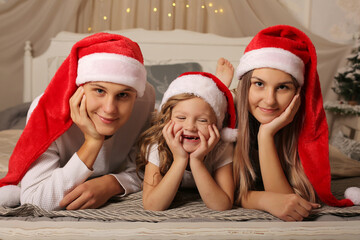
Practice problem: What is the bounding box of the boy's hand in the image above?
[60,175,123,210]
[69,87,103,141]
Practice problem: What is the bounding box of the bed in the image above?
[1,29,360,239]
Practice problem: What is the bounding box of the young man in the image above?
[0,32,155,210]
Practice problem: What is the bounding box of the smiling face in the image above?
[83,81,137,136]
[248,68,298,124]
[171,97,217,153]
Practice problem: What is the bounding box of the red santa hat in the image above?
[159,72,237,142]
[0,32,146,207]
[236,25,356,207]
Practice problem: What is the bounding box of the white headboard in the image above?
[24,29,252,102]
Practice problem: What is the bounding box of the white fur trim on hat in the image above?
[345,187,360,205]
[76,53,147,97]
[236,47,305,85]
[221,127,238,142]
[0,185,20,207]
[160,74,227,130]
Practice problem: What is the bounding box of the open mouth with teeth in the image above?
[182,135,200,141]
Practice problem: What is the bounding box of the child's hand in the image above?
[69,87,103,142]
[259,91,301,137]
[190,124,220,162]
[265,192,320,221]
[162,120,188,160]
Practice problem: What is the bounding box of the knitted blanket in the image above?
[1,177,360,222]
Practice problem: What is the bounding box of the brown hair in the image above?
[233,70,317,205]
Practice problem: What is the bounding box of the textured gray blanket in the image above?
[1,177,360,222]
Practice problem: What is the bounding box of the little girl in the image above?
[220,25,356,221]
[137,72,237,211]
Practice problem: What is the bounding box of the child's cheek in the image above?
[199,125,210,140]
[172,123,182,135]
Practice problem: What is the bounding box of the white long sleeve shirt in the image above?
[20,82,155,210]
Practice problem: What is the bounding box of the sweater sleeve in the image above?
[20,142,93,211]
[109,145,142,196]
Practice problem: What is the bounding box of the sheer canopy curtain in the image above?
[0,0,352,111]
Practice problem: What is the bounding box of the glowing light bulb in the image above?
[219,8,224,13]
[153,7,157,12]
[201,5,205,9]
[126,8,131,13]
[172,2,176,7]
[186,4,189,8]
[103,16,107,20]
[208,3,213,7]
[88,27,92,32]
[168,13,172,17]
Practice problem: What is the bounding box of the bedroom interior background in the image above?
[0,0,356,112]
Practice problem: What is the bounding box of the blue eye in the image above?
[96,89,104,94]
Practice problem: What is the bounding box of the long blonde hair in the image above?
[136,93,197,177]
[233,70,317,205]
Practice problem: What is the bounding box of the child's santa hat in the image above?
[236,25,356,207]
[159,72,237,142]
[0,32,146,207]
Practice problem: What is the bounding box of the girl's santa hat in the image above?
[159,72,237,142]
[0,32,146,207]
[236,25,357,207]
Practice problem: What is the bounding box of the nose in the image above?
[184,119,197,132]
[103,96,117,114]
[264,88,276,106]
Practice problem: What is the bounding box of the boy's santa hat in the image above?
[236,25,357,207]
[0,32,146,207]
[159,72,237,142]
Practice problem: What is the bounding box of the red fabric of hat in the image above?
[0,32,145,190]
[236,25,353,207]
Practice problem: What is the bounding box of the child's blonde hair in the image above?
[233,70,317,205]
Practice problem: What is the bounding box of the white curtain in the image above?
[0,0,352,111]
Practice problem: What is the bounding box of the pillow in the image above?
[0,102,31,130]
[145,62,202,106]
[330,131,360,161]
[0,129,23,173]
[329,144,360,179]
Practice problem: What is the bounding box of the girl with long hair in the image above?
[219,25,354,221]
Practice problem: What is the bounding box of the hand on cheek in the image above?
[162,121,188,160]
[69,87,103,142]
[260,92,301,137]
[190,124,220,161]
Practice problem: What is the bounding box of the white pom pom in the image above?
[221,127,238,142]
[344,187,360,205]
[0,185,21,207]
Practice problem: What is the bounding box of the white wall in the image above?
[280,0,360,44]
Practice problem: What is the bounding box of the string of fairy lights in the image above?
[87,1,224,32]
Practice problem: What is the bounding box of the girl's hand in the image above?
[190,124,220,162]
[259,91,301,137]
[265,192,320,222]
[69,87,104,142]
[162,120,188,160]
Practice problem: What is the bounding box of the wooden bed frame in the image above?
[0,28,357,240]
[23,29,251,103]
